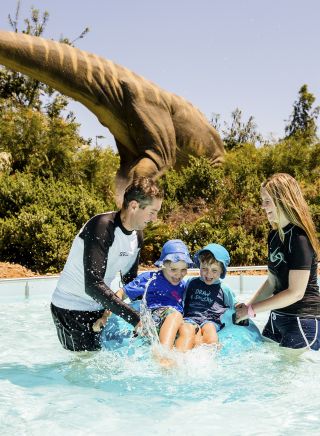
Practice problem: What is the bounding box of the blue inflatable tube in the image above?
[100,302,262,355]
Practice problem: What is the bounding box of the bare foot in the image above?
[159,357,176,369]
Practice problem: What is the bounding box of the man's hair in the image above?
[198,251,222,268]
[122,177,163,209]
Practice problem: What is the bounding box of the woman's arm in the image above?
[236,270,310,321]
[247,272,276,305]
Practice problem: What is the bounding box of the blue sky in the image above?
[1,0,319,149]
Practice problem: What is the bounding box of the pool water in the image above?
[1,294,320,435]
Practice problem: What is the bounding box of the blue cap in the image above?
[155,239,193,267]
[194,243,230,279]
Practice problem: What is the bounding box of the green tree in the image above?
[0,98,84,179]
[285,84,319,142]
[75,145,119,204]
[0,172,107,272]
[211,108,263,150]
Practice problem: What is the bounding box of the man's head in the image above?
[194,243,230,285]
[121,177,163,231]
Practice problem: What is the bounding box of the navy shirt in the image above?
[183,277,228,325]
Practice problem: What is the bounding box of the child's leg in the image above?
[158,311,183,349]
[194,329,203,347]
[201,322,219,345]
[175,322,197,352]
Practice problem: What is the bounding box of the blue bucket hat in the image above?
[155,239,193,267]
[193,243,230,279]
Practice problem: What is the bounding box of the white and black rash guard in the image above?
[51,211,143,326]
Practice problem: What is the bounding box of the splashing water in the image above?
[1,297,320,435]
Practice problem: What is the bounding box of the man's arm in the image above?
[81,214,140,327]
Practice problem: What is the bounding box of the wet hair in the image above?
[122,177,163,209]
[261,173,319,254]
[198,251,222,269]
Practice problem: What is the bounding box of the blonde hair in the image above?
[261,173,319,255]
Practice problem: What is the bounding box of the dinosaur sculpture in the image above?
[0,30,224,203]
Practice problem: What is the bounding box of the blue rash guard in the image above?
[124,270,186,312]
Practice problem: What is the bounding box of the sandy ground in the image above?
[1,261,318,279]
[0,262,39,278]
[0,261,268,279]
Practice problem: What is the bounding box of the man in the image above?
[51,177,163,351]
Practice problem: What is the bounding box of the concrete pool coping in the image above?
[1,266,319,299]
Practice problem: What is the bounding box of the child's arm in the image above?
[115,288,127,301]
[123,271,152,300]
[92,309,111,332]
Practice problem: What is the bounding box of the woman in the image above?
[236,173,320,350]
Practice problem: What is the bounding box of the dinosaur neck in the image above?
[0,30,130,145]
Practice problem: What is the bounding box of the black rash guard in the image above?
[52,211,143,326]
[268,223,320,316]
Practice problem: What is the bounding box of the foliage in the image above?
[211,108,263,150]
[0,173,107,272]
[160,156,225,216]
[143,136,320,268]
[285,84,320,142]
[0,98,119,206]
[0,99,81,177]
[0,6,319,271]
[3,134,320,271]
[74,145,119,204]
[141,222,176,265]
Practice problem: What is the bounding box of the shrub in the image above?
[0,174,107,272]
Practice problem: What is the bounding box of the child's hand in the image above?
[92,310,111,332]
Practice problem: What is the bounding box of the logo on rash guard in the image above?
[119,252,129,256]
[270,248,286,266]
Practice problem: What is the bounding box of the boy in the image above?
[175,243,236,351]
[93,239,193,353]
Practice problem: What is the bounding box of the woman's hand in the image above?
[235,304,249,323]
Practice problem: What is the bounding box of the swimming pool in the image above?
[1,278,320,435]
